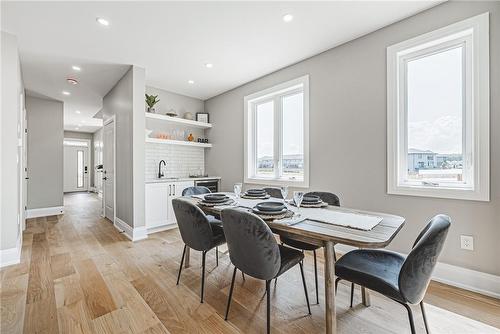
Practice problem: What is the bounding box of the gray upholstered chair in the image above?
[335,214,451,334]
[182,186,221,223]
[172,198,226,303]
[221,208,311,333]
[279,191,341,304]
[182,186,211,196]
[263,187,282,199]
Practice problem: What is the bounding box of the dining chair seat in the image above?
[335,249,405,302]
[276,245,305,277]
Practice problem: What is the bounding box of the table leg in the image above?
[184,246,191,268]
[361,287,371,306]
[324,241,336,334]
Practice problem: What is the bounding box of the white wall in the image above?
[145,86,204,117]
[205,1,500,277]
[0,31,24,263]
[26,95,64,210]
[102,66,145,228]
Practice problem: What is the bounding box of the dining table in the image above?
[183,194,405,334]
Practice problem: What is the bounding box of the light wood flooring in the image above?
[1,192,499,334]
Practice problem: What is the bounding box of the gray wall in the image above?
[26,95,64,210]
[205,1,500,276]
[146,86,204,117]
[64,130,94,187]
[1,31,24,251]
[102,66,145,228]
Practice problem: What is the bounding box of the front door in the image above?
[63,140,89,192]
[103,120,115,221]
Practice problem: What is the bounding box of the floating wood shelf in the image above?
[145,113,212,129]
[145,137,212,148]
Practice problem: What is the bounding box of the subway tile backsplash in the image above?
[145,143,204,181]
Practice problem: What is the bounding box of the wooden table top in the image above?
[188,196,405,249]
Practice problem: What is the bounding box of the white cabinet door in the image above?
[167,181,194,224]
[145,183,169,228]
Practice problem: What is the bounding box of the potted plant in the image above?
[145,94,160,113]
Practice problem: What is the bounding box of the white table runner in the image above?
[192,193,382,231]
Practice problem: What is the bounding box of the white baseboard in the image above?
[0,236,22,268]
[146,223,177,235]
[26,206,64,218]
[114,217,148,242]
[334,244,500,299]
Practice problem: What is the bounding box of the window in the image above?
[387,13,489,201]
[77,150,84,188]
[244,75,309,187]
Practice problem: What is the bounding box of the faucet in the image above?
[158,160,166,178]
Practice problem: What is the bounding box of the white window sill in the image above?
[388,184,489,201]
[245,177,309,188]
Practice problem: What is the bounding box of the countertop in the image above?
[145,176,221,184]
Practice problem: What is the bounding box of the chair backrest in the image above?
[399,214,451,304]
[221,208,281,280]
[305,191,340,206]
[182,186,211,196]
[171,198,214,251]
[263,187,283,199]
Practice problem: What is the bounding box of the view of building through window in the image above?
[256,92,304,179]
[406,45,464,184]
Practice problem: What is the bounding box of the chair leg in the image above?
[403,304,417,334]
[266,280,271,334]
[176,245,186,285]
[299,262,312,315]
[350,282,354,307]
[224,267,237,320]
[335,277,341,293]
[215,246,219,267]
[313,249,319,304]
[201,251,206,303]
[420,301,430,334]
[333,245,337,262]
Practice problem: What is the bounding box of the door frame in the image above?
[103,116,116,223]
[63,137,91,192]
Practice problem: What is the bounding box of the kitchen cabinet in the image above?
[145,180,194,232]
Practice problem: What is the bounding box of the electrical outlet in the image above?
[460,235,474,251]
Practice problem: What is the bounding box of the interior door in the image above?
[63,142,89,192]
[103,120,115,221]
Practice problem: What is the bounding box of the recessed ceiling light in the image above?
[72,65,81,71]
[62,91,70,95]
[282,14,294,23]
[75,110,81,114]
[67,78,78,85]
[96,17,110,26]
[205,63,213,68]
[188,80,194,84]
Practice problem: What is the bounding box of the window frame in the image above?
[244,75,310,187]
[387,13,489,201]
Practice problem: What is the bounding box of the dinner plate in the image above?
[247,189,266,195]
[252,207,288,215]
[302,195,321,203]
[255,201,285,212]
[203,194,229,202]
[244,192,266,197]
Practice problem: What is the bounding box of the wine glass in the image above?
[234,183,242,205]
[293,191,304,216]
[280,185,288,204]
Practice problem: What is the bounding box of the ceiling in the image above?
[2,1,441,133]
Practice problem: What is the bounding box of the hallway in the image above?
[1,192,499,334]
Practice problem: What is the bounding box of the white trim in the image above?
[26,206,64,218]
[146,223,177,235]
[335,244,500,299]
[244,75,310,188]
[0,235,22,268]
[387,13,490,201]
[114,217,148,242]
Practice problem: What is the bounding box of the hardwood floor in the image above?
[1,192,499,334]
